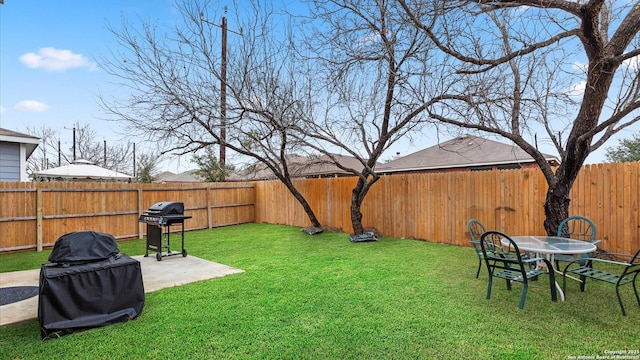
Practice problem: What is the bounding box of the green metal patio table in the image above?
[505,236,597,301]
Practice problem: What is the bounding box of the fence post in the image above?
[36,188,43,252]
[138,187,144,239]
[207,186,212,229]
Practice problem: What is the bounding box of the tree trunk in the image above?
[350,175,379,235]
[350,187,365,235]
[282,179,322,228]
[542,182,570,235]
[543,136,590,235]
[541,41,616,234]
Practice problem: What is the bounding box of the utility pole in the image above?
[73,127,76,161]
[133,143,136,177]
[64,126,77,161]
[200,7,241,179]
[220,12,227,170]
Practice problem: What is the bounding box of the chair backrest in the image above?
[557,216,596,241]
[467,219,486,242]
[479,231,526,269]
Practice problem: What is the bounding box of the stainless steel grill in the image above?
[138,202,191,261]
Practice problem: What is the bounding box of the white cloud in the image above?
[19,47,97,72]
[566,80,586,98]
[0,105,5,113]
[15,100,50,112]
[359,32,381,46]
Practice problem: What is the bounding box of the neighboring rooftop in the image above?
[377,134,559,174]
[153,136,557,182]
[0,127,40,159]
[156,170,204,183]
[229,153,370,181]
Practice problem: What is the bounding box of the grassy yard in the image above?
[0,223,638,359]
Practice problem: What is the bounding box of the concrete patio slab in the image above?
[0,255,244,327]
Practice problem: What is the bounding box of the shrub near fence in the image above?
[255,162,640,254]
[0,181,255,252]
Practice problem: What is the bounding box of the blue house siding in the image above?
[0,142,21,181]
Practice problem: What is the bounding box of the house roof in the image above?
[32,159,133,182]
[154,171,176,182]
[230,153,369,181]
[377,135,559,173]
[0,127,40,159]
[157,170,204,183]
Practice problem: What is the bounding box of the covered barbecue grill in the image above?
[138,201,192,261]
[38,231,145,339]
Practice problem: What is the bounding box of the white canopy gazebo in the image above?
[32,159,133,182]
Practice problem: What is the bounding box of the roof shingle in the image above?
[377,135,558,173]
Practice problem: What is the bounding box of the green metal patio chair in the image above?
[562,248,640,316]
[468,219,487,278]
[555,216,600,268]
[480,231,558,309]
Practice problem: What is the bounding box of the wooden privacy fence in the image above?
[255,162,640,255]
[0,181,255,252]
[1,162,638,254]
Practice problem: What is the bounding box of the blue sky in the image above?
[0,0,192,171]
[0,1,637,172]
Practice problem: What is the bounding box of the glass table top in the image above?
[508,236,597,254]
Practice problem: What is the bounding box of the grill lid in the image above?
[48,231,119,265]
[147,202,184,215]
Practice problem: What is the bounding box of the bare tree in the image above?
[399,0,640,234]
[98,0,323,227]
[296,0,440,235]
[25,122,136,176]
[72,123,134,174]
[25,125,59,174]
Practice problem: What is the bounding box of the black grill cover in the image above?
[147,201,184,215]
[48,231,119,265]
[38,254,145,339]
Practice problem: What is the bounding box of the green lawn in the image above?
[1,223,638,359]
